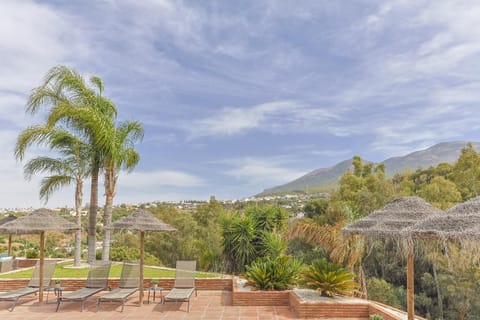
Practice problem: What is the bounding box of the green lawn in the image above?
[0,261,218,279]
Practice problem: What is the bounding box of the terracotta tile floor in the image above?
[0,290,298,319]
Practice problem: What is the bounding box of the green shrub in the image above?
[96,246,162,266]
[144,253,162,266]
[26,248,39,259]
[50,249,68,259]
[261,232,288,259]
[300,258,357,297]
[244,256,302,291]
[370,315,384,320]
[366,277,402,309]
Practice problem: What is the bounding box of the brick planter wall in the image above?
[369,302,427,320]
[16,259,44,268]
[233,290,290,306]
[369,304,400,320]
[231,277,290,306]
[290,292,370,319]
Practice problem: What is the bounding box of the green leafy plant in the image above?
[261,232,288,259]
[150,279,159,288]
[366,277,402,309]
[370,315,384,320]
[244,256,302,291]
[300,258,357,297]
[26,248,39,259]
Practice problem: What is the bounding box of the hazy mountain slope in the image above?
[259,141,480,196]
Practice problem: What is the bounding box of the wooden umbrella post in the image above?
[139,231,145,305]
[39,231,45,303]
[110,210,176,306]
[407,239,414,320]
[7,234,12,256]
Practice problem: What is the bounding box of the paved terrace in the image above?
[0,290,303,320]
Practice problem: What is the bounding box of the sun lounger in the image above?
[0,260,56,311]
[56,262,111,312]
[163,260,197,312]
[96,262,139,312]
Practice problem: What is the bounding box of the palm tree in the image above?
[288,218,364,270]
[24,66,117,263]
[101,120,144,262]
[15,126,90,266]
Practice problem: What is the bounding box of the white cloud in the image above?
[116,0,207,53]
[119,170,204,188]
[0,0,88,94]
[187,100,339,138]
[113,169,207,205]
[224,157,307,187]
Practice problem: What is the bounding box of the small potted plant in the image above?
[54,279,61,289]
[150,279,159,289]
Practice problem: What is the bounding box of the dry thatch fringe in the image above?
[111,209,176,232]
[416,237,480,272]
[0,208,78,234]
[362,238,407,264]
[342,196,443,239]
[407,214,480,241]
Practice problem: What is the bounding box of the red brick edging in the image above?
[0,278,232,292]
[0,273,426,320]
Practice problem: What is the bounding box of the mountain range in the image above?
[259,141,480,196]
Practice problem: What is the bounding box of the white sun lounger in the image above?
[163,260,197,312]
[0,260,56,312]
[96,262,139,312]
[56,262,111,312]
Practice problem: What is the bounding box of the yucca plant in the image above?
[300,258,357,297]
[244,256,302,290]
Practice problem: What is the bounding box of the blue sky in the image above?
[1,0,480,209]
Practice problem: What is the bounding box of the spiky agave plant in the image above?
[300,258,357,297]
[244,256,302,291]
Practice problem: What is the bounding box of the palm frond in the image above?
[39,175,74,202]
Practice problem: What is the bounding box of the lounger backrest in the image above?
[28,260,57,288]
[86,262,111,288]
[119,262,140,288]
[174,260,196,288]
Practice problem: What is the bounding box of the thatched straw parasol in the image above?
[112,209,176,305]
[0,215,17,255]
[342,197,443,320]
[408,196,480,241]
[342,197,443,237]
[0,208,78,303]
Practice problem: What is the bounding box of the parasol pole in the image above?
[407,237,414,320]
[39,231,45,303]
[139,231,145,305]
[7,234,12,256]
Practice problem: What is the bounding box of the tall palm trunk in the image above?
[74,178,83,266]
[88,164,99,263]
[101,167,116,262]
